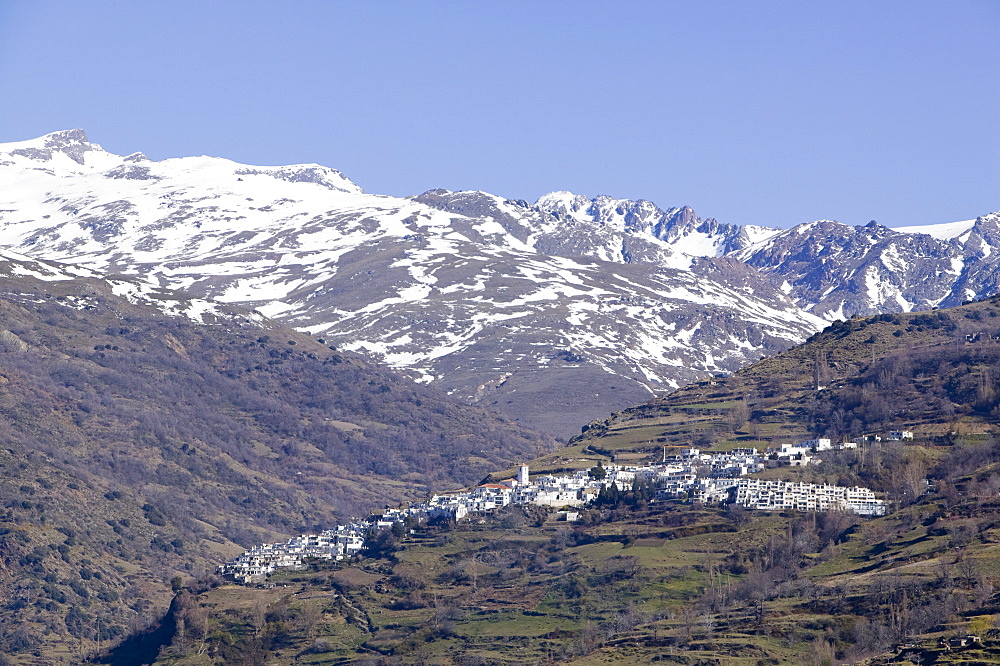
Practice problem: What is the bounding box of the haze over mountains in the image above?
[1,129,997,437]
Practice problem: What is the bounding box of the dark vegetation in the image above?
[0,274,550,662]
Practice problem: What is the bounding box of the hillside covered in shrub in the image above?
[0,271,551,662]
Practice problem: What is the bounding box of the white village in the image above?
[219,438,888,583]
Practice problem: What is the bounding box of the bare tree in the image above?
[249,599,268,636]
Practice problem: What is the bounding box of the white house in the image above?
[801,438,833,451]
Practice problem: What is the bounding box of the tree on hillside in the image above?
[361,526,399,559]
[587,463,607,481]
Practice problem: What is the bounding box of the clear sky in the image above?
[0,0,996,229]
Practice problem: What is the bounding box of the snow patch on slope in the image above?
[893,219,976,240]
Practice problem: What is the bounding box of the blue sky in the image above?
[0,1,996,228]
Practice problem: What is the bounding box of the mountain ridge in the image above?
[0,129,996,436]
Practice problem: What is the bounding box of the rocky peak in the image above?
[42,128,90,146]
[232,164,363,194]
[667,205,698,228]
[534,191,595,222]
[648,205,698,240]
[952,212,1000,261]
[414,189,515,217]
[6,128,102,165]
[968,212,1000,237]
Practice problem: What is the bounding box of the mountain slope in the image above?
[0,252,550,662]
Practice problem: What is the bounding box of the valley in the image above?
[0,129,998,664]
[97,298,1000,664]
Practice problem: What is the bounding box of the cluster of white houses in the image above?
[218,523,369,582]
[738,479,884,515]
[770,435,911,466]
[219,441,887,582]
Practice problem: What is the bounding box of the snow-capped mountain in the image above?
[0,130,995,437]
[0,130,824,436]
[531,191,778,268]
[734,213,1000,319]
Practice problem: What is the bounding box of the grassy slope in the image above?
[147,458,1000,665]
